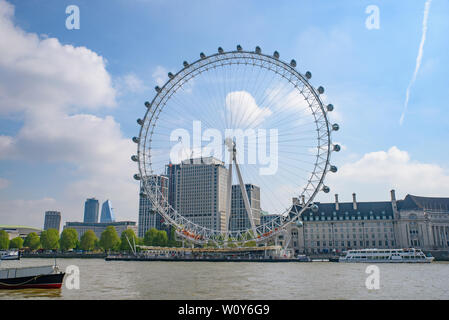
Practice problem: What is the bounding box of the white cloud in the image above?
[0,197,57,228]
[0,0,138,226]
[152,65,168,87]
[115,72,148,95]
[225,91,272,128]
[321,146,449,202]
[0,177,8,189]
[0,0,116,115]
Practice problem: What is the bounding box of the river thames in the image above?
[0,258,448,299]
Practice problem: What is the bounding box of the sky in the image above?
[0,0,448,229]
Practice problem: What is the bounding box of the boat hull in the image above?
[0,255,20,261]
[0,273,65,290]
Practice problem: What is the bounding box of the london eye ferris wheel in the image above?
[132,45,340,246]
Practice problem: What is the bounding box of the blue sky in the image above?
[0,0,448,228]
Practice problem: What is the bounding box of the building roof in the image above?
[65,221,136,227]
[297,200,394,221]
[0,225,42,231]
[398,194,449,211]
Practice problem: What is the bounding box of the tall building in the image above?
[138,175,169,238]
[100,200,115,223]
[230,184,261,232]
[173,157,228,232]
[165,162,181,208]
[43,211,61,232]
[83,198,99,223]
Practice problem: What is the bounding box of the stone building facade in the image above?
[276,190,449,255]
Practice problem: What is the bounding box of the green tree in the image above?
[0,230,9,250]
[168,228,181,247]
[40,229,60,250]
[9,237,24,249]
[243,240,257,247]
[24,232,41,250]
[59,228,78,251]
[120,229,137,251]
[154,230,168,247]
[99,226,120,252]
[136,237,144,246]
[143,228,159,246]
[80,230,98,251]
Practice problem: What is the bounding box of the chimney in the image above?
[390,189,396,202]
[335,194,339,211]
[352,193,357,210]
[390,189,398,213]
[301,195,305,205]
[292,197,299,205]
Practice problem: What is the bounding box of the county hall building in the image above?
[277,190,449,254]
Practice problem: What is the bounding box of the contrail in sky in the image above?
[399,0,432,126]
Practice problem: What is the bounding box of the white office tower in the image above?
[230,184,261,232]
[174,157,228,232]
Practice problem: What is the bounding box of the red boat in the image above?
[0,265,65,289]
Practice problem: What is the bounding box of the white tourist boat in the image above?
[339,248,434,263]
[0,250,20,260]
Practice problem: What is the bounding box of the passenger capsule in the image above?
[183,61,189,68]
[132,136,139,143]
[333,144,341,152]
[332,123,339,131]
[322,185,330,193]
[155,86,161,93]
[305,71,312,79]
[200,52,206,59]
[133,174,141,181]
[168,72,174,79]
[317,86,325,94]
[327,104,334,112]
[144,101,150,108]
[273,51,280,59]
[218,47,224,54]
[330,165,338,173]
[137,119,143,126]
[296,220,303,227]
[290,59,297,68]
[255,46,261,54]
[236,44,242,51]
[311,204,319,212]
[131,155,138,162]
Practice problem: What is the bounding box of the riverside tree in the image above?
[155,230,168,247]
[80,230,98,251]
[9,237,24,249]
[144,228,168,247]
[143,228,158,246]
[120,229,137,251]
[99,226,120,252]
[40,229,60,250]
[59,228,79,251]
[0,230,9,250]
[24,232,40,250]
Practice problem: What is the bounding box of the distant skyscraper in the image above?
[100,200,115,223]
[138,175,169,238]
[230,184,261,232]
[43,211,61,232]
[83,198,99,223]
